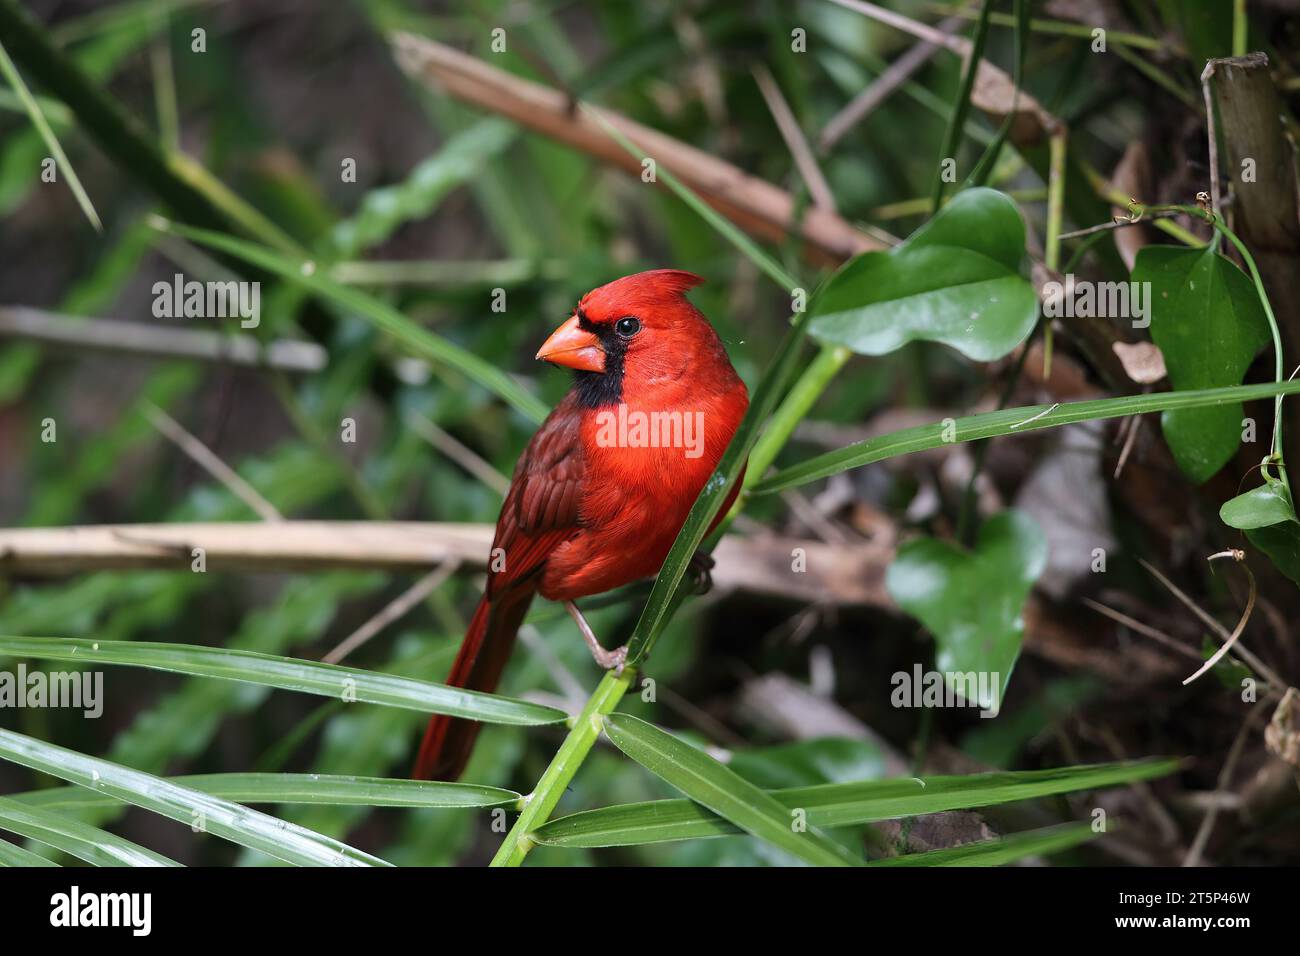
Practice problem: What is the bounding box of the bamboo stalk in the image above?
[389,33,884,265]
[0,522,894,607]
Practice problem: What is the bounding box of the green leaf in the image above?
[1221,479,1296,530]
[886,511,1047,712]
[808,188,1037,361]
[1131,246,1270,482]
[531,759,1178,848]
[0,794,179,867]
[0,636,568,726]
[11,773,520,811]
[149,220,549,424]
[865,822,1096,866]
[602,714,860,866]
[752,379,1300,495]
[0,832,59,867]
[1246,521,1300,585]
[0,729,390,866]
[1220,476,1300,586]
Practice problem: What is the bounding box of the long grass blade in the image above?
[0,729,391,866]
[13,773,520,810]
[602,714,860,865]
[753,380,1300,495]
[0,636,568,726]
[867,822,1097,866]
[531,759,1177,847]
[0,834,60,867]
[0,794,179,867]
[0,37,101,231]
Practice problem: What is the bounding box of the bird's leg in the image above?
[687,550,715,595]
[565,601,628,673]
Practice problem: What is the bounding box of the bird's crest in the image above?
[579,269,704,317]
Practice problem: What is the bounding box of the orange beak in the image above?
[535,315,606,372]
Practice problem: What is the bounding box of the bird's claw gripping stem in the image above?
[565,601,629,674]
[687,550,715,595]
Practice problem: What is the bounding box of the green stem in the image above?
[1078,160,1206,248]
[1132,202,1285,464]
[744,344,850,488]
[1044,130,1067,271]
[1215,223,1286,461]
[490,669,635,866]
[0,37,101,231]
[1232,0,1248,57]
[149,8,179,151]
[931,0,993,211]
[1042,127,1067,378]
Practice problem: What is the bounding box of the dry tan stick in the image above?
[0,305,326,372]
[752,65,836,212]
[322,560,459,664]
[142,403,283,522]
[0,522,894,606]
[389,33,884,265]
[1081,597,1204,664]
[828,0,1057,145]
[819,16,963,150]
[1113,413,1141,479]
[1058,210,1185,241]
[1182,552,1256,686]
[780,489,850,545]
[405,412,510,496]
[1140,558,1285,690]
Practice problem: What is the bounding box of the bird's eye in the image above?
[615,316,642,338]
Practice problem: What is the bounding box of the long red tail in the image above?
[413,584,535,780]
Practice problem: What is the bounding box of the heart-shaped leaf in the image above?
[885,510,1047,712]
[1221,476,1300,585]
[1131,246,1270,483]
[808,188,1037,361]
[1221,479,1296,530]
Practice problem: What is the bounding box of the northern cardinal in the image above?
[414,269,748,780]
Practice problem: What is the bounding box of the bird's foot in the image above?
[591,642,628,674]
[687,550,715,595]
[565,600,629,674]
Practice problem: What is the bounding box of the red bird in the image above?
[414,269,748,781]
